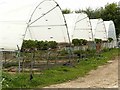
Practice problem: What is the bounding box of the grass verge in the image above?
[2,48,119,89]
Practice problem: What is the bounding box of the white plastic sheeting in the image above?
[90,19,107,41]
[104,21,117,47]
[0,22,26,51]
[64,13,93,41]
[25,0,69,43]
[0,0,70,51]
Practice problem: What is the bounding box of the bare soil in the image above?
[44,56,118,88]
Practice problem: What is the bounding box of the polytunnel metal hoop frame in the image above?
[96,20,107,40]
[29,5,58,26]
[75,16,88,25]
[89,18,94,42]
[23,0,73,66]
[29,24,66,27]
[24,0,71,44]
[54,0,73,62]
[73,15,94,41]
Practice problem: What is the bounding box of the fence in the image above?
[2,42,113,73]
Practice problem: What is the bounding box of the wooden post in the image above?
[17,45,21,73]
[30,49,35,80]
[0,48,3,90]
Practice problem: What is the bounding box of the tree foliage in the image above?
[62,9,72,14]
[74,3,120,38]
[101,3,120,38]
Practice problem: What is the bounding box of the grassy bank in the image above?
[2,48,119,89]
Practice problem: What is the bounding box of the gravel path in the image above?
[44,57,118,88]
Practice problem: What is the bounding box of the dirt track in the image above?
[44,57,118,88]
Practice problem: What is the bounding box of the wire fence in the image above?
[2,41,116,73]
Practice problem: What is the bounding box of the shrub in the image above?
[22,40,36,49]
[95,38,102,44]
[59,49,68,56]
[108,38,113,43]
[48,41,58,49]
[72,39,80,46]
[72,39,88,46]
[22,40,58,51]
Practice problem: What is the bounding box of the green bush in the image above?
[48,41,58,49]
[59,49,68,56]
[72,39,80,46]
[72,39,88,46]
[73,50,85,55]
[22,40,36,49]
[21,40,58,51]
[108,38,113,43]
[95,38,102,44]
[36,41,44,50]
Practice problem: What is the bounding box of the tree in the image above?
[101,3,118,20]
[62,9,72,14]
[75,9,83,13]
[100,3,120,38]
[75,3,120,38]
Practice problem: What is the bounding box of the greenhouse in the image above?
[0,0,119,88]
[0,0,75,74]
[104,20,117,48]
[64,13,93,41]
[0,0,117,75]
[0,0,70,51]
[90,19,107,41]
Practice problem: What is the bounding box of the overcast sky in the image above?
[56,0,120,10]
[0,0,119,11]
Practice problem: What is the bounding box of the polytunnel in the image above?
[0,0,70,51]
[90,19,107,41]
[104,21,117,47]
[64,13,93,41]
